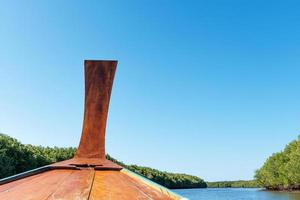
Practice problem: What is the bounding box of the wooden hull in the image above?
[0,167,185,200]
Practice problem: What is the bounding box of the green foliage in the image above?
[105,155,207,188]
[0,133,207,189]
[125,165,207,189]
[0,133,76,179]
[207,180,259,188]
[255,135,300,190]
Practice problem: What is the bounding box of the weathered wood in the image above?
[90,171,177,200]
[75,60,117,159]
[0,170,72,200]
[47,169,95,200]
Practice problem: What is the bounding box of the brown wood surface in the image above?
[0,169,180,200]
[89,170,175,200]
[51,157,123,170]
[47,169,95,200]
[0,172,45,193]
[0,170,72,200]
[75,60,117,159]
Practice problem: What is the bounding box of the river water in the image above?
[173,188,300,200]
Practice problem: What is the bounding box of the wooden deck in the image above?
[0,169,182,200]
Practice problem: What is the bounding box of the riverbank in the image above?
[262,188,300,193]
[255,135,300,192]
[207,180,260,188]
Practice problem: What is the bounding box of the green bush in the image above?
[126,165,207,189]
[0,133,76,179]
[255,135,300,190]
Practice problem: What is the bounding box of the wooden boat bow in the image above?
[0,60,184,200]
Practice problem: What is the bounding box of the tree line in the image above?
[0,133,206,189]
[207,180,259,188]
[255,135,300,191]
[0,133,76,178]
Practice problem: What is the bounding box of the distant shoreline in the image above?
[207,180,259,188]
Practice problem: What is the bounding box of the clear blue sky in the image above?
[1,0,300,181]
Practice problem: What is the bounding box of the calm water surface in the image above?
[173,188,300,200]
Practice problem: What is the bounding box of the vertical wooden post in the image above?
[75,60,117,159]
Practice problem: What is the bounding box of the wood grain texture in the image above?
[0,170,72,200]
[0,172,46,193]
[0,169,181,200]
[75,60,117,159]
[89,171,176,200]
[51,158,122,170]
[47,169,95,200]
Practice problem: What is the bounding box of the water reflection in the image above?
[262,190,300,200]
[173,188,300,200]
